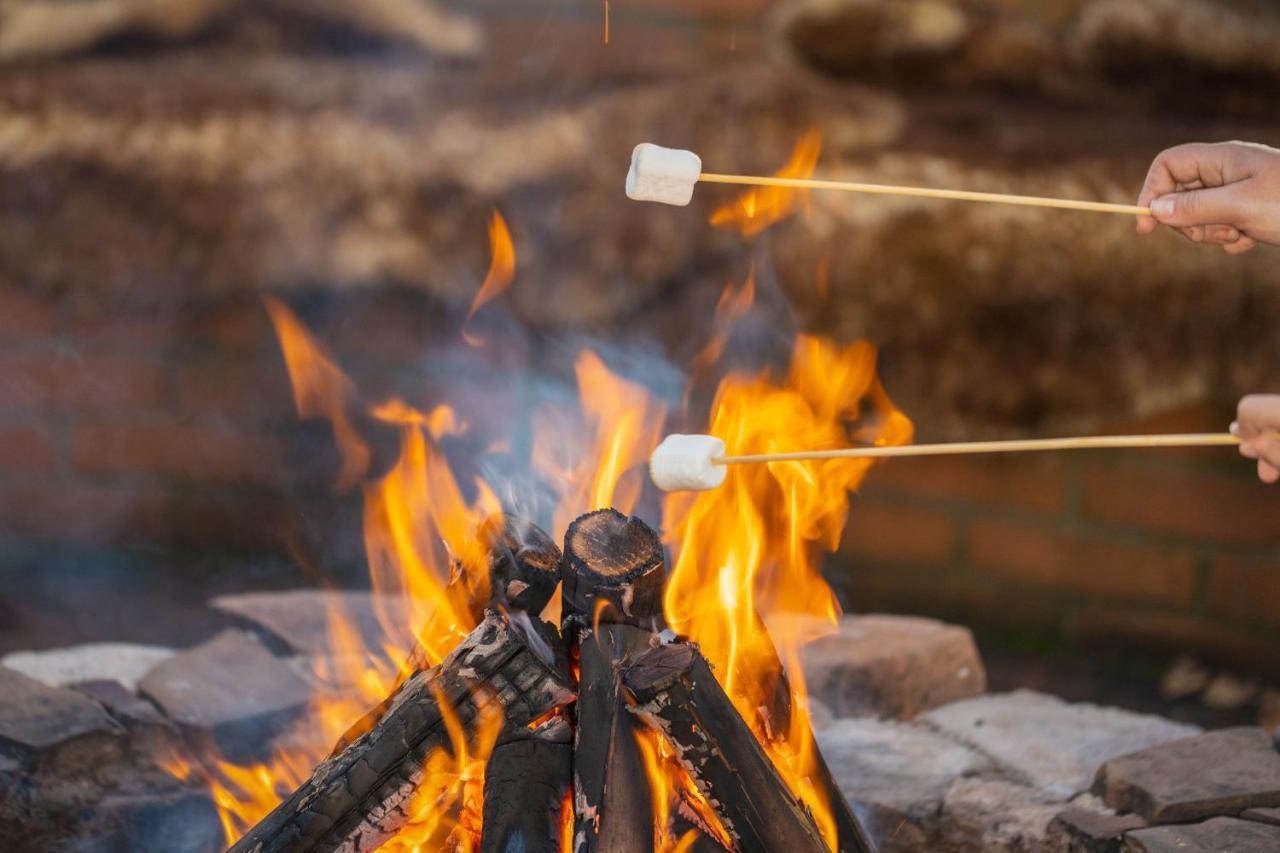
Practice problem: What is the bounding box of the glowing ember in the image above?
[710,128,823,237]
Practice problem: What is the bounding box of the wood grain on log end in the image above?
[562,508,666,630]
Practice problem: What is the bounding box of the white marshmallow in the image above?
[625,143,702,206]
[649,434,727,492]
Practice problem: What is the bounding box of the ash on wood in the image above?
[625,642,873,853]
[480,716,572,853]
[562,508,666,634]
[228,612,573,853]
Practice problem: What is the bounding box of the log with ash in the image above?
[229,508,874,853]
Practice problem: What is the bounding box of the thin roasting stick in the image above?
[714,433,1248,465]
[697,173,1151,217]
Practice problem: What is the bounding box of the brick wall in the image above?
[840,406,1280,676]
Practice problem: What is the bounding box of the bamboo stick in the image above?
[697,172,1151,217]
[715,433,1242,465]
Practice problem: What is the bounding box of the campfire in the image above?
[155,180,912,851]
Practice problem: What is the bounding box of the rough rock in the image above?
[924,690,1198,798]
[1260,689,1280,734]
[819,716,990,832]
[1123,816,1280,852]
[939,778,1099,853]
[1091,726,1280,823]
[1049,807,1146,853]
[0,0,481,63]
[93,790,224,853]
[0,666,121,757]
[1241,806,1280,828]
[1,642,174,693]
[138,629,311,756]
[210,588,419,657]
[801,614,986,719]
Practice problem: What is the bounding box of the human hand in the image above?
[1136,141,1280,254]
[1232,395,1280,484]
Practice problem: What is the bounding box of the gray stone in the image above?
[211,589,417,657]
[96,791,223,853]
[924,690,1199,798]
[1049,807,1146,853]
[819,717,991,825]
[1092,727,1280,823]
[0,666,121,757]
[1,643,174,693]
[1242,806,1280,827]
[799,614,986,720]
[1123,816,1280,852]
[940,778,1088,853]
[73,680,171,730]
[139,629,311,756]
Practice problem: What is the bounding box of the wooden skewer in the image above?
[697,172,1151,217]
[714,433,1246,465]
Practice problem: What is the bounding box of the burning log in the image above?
[229,517,572,853]
[479,716,573,853]
[562,508,666,852]
[624,642,873,853]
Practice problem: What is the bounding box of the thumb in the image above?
[1149,185,1243,228]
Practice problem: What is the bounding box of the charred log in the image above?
[481,513,563,616]
[561,509,665,635]
[480,716,573,853]
[624,642,873,853]
[228,611,573,853]
[336,515,561,752]
[571,622,657,853]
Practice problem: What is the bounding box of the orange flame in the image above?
[633,728,733,852]
[185,302,504,848]
[265,296,370,491]
[710,129,822,238]
[463,209,516,347]
[533,349,667,537]
[663,334,912,850]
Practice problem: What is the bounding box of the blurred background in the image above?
[1,0,1279,722]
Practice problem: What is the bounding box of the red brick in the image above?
[970,519,1197,605]
[0,286,57,338]
[0,424,58,475]
[841,501,957,566]
[1082,464,1280,545]
[1206,554,1280,626]
[67,307,183,353]
[72,424,284,487]
[1074,609,1280,678]
[172,359,293,422]
[0,354,168,414]
[862,454,1066,515]
[0,482,145,544]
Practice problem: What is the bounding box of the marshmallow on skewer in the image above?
[649,434,726,492]
[625,143,702,206]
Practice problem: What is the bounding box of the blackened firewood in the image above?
[562,509,666,634]
[336,515,561,752]
[718,615,875,853]
[480,513,563,615]
[571,622,658,853]
[624,642,872,853]
[480,716,572,853]
[228,611,574,853]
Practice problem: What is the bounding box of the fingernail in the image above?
[1151,197,1175,218]
[1230,421,1240,436]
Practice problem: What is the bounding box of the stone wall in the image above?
[0,0,1278,673]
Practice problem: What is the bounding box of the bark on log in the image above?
[561,509,665,635]
[624,642,874,853]
[228,611,574,853]
[480,716,573,853]
[570,622,657,853]
[481,513,563,616]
